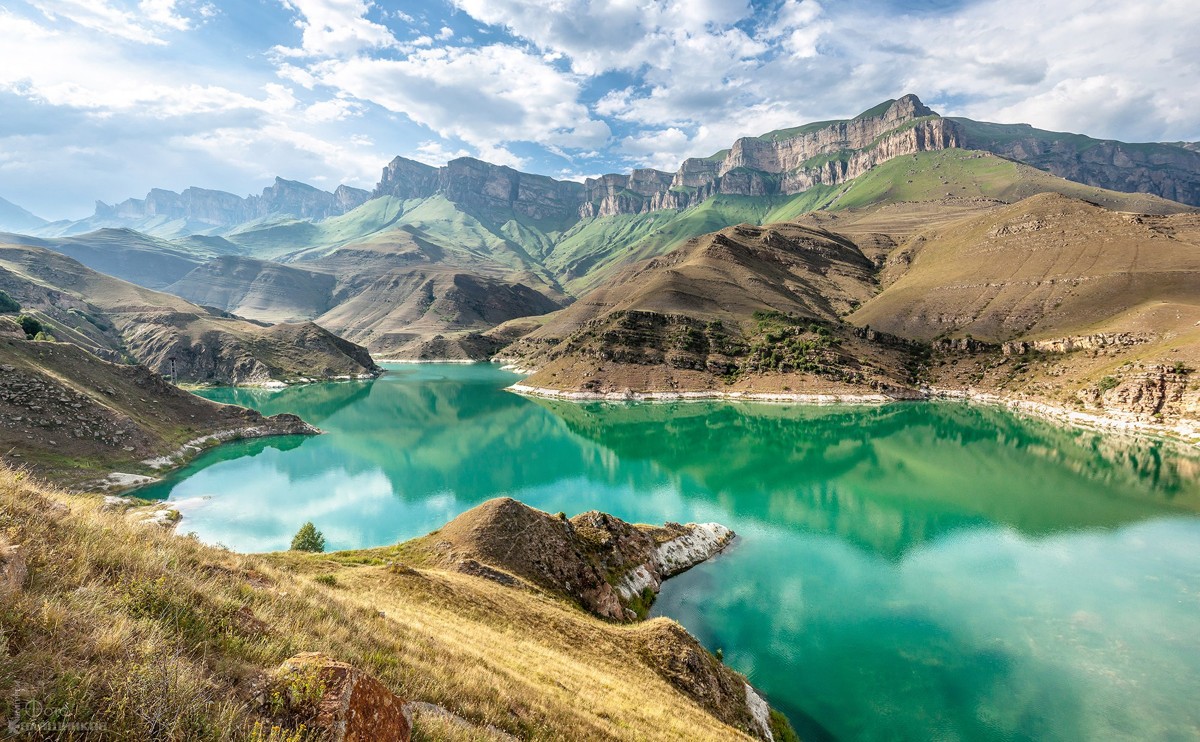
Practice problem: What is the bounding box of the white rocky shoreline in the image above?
[508,381,1200,447]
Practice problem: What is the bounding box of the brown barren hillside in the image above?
[501,193,1200,437]
[503,222,923,397]
[851,192,1200,342]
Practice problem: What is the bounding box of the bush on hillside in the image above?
[0,290,18,313]
[290,522,325,553]
[16,314,42,339]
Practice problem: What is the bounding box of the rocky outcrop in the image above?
[1076,365,1196,420]
[374,156,585,226]
[270,653,410,742]
[636,620,775,741]
[1002,333,1151,355]
[414,498,734,621]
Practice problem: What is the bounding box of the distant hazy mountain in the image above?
[34,177,370,238]
[0,196,47,233]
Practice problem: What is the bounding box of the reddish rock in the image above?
[275,652,410,742]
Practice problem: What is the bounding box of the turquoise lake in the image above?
[140,363,1200,740]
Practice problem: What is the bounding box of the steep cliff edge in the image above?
[581,95,959,217]
[952,118,1200,207]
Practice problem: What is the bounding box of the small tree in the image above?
[0,291,18,313]
[290,522,325,552]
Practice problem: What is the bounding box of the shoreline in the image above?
[96,418,323,496]
[508,382,895,405]
[508,382,1200,447]
[373,358,479,364]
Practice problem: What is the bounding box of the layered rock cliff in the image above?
[374,156,585,227]
[580,95,960,217]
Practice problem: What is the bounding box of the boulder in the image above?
[0,541,27,594]
[273,652,410,742]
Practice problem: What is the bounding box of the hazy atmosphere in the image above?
[3,0,1198,218]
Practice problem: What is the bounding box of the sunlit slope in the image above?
[0,467,781,741]
[828,149,1190,213]
[851,193,1200,342]
[543,150,1191,297]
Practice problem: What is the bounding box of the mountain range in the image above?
[3,94,1196,361]
[1,93,1198,424]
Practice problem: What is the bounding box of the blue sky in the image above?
[2,0,1197,220]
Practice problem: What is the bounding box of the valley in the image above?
[3,85,1200,742]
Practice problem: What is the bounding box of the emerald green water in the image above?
[140,363,1200,740]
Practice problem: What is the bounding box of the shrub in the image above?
[312,574,337,587]
[32,330,55,342]
[0,290,18,313]
[290,522,325,553]
[1097,376,1120,393]
[16,314,41,338]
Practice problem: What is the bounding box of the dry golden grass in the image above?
[0,466,763,741]
[851,194,1200,343]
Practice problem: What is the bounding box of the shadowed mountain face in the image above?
[0,242,379,384]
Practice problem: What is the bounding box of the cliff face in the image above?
[369,95,1200,224]
[952,119,1200,207]
[374,156,585,226]
[580,95,959,217]
[93,177,371,228]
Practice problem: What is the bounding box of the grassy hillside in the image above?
[0,228,217,290]
[541,150,1188,298]
[0,466,788,740]
[826,150,1190,213]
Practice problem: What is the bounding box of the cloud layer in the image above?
[1,0,1197,219]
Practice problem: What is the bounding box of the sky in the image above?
[2,0,1198,220]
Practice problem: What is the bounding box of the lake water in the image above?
[141,363,1200,740]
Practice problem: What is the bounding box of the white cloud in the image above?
[275,0,397,58]
[138,0,193,31]
[311,44,610,152]
[30,0,203,44]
